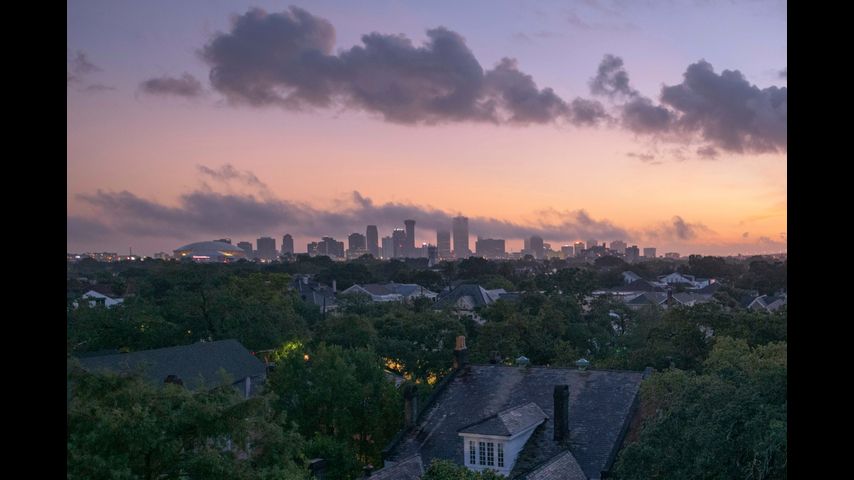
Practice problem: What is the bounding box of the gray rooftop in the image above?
[522,450,588,480]
[76,339,266,392]
[384,364,644,479]
[459,402,548,437]
[368,454,424,480]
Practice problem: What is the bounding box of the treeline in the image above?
[67,257,786,479]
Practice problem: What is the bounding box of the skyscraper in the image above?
[561,245,574,258]
[347,233,367,259]
[643,247,657,259]
[282,234,294,255]
[626,245,640,263]
[366,225,379,258]
[392,228,407,259]
[610,240,626,254]
[237,241,253,258]
[256,236,277,261]
[381,236,393,259]
[404,219,416,257]
[348,233,366,251]
[475,238,506,259]
[453,216,470,258]
[529,236,544,259]
[437,230,451,259]
[574,242,585,258]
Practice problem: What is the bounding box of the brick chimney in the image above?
[553,385,569,441]
[453,335,468,369]
[404,384,419,427]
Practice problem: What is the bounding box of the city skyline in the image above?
[68,1,786,257]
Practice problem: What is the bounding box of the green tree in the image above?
[67,364,307,480]
[613,338,786,480]
[268,343,402,476]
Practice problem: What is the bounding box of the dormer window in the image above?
[458,402,548,475]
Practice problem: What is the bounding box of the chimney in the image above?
[404,384,418,427]
[332,280,337,293]
[453,335,468,369]
[553,385,569,442]
[308,458,327,479]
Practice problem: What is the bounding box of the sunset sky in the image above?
[67,0,787,256]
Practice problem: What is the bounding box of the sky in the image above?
[67,0,787,257]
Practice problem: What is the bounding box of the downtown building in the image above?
[475,238,506,259]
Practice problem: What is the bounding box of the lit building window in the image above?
[479,441,486,465]
[487,442,494,466]
[469,440,475,464]
[497,443,504,467]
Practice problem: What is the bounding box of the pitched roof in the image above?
[76,339,265,391]
[625,292,667,305]
[612,280,666,293]
[459,402,548,437]
[368,454,424,480]
[384,365,644,479]
[523,450,588,480]
[435,284,494,308]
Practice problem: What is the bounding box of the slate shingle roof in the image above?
[459,402,548,437]
[435,284,494,308]
[384,365,644,479]
[522,450,587,480]
[76,339,266,392]
[368,454,424,480]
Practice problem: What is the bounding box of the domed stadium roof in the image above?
[173,241,247,261]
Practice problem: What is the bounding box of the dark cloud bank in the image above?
[167,6,784,155]
[140,74,204,97]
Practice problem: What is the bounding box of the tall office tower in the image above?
[282,234,294,255]
[437,230,451,259]
[256,236,277,261]
[586,239,598,251]
[366,225,379,258]
[381,236,393,259]
[392,229,407,259]
[529,236,544,259]
[348,233,366,251]
[610,240,627,254]
[307,242,318,256]
[574,242,586,257]
[626,245,640,263]
[643,247,657,259]
[452,216,470,258]
[318,237,344,258]
[237,241,253,258]
[475,238,506,259]
[561,245,574,258]
[404,219,416,257]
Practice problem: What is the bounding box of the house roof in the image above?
[384,365,644,479]
[368,454,424,480]
[459,402,548,437]
[76,339,265,391]
[625,292,667,305]
[522,450,588,480]
[612,280,666,293]
[435,284,495,308]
